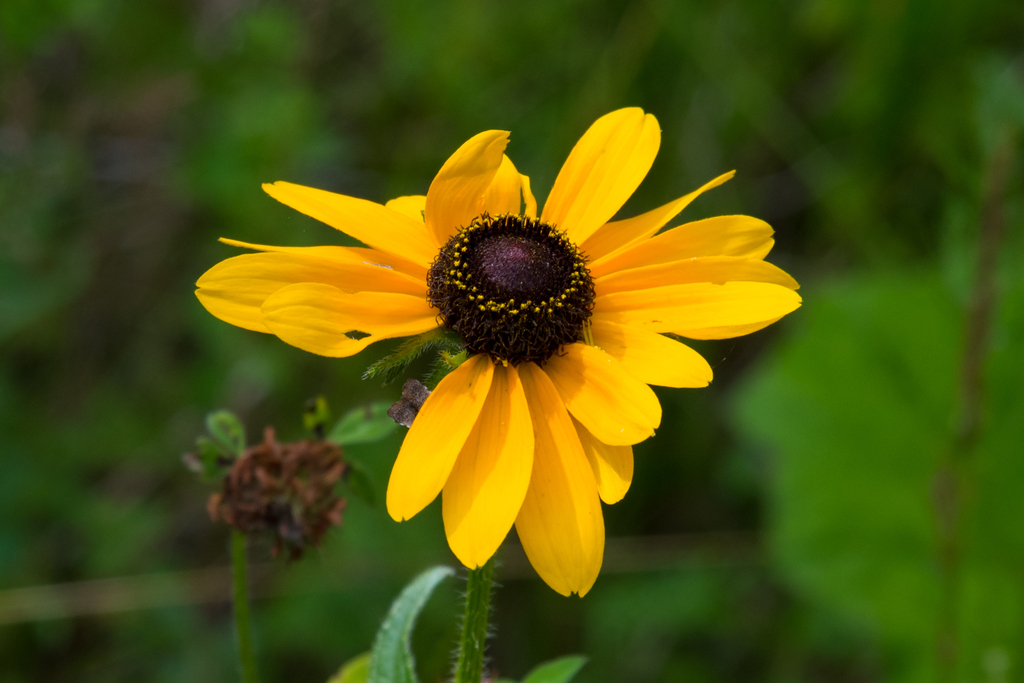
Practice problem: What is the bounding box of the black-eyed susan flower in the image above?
[196,108,801,596]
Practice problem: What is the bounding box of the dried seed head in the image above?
[208,427,346,559]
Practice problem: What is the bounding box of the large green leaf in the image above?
[734,270,1024,683]
[367,566,455,683]
[329,403,397,446]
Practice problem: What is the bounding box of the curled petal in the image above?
[480,155,528,217]
[385,195,426,223]
[196,251,426,333]
[425,130,509,245]
[261,283,435,356]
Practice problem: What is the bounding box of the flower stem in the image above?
[453,558,495,683]
[231,530,260,683]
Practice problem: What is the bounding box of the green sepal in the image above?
[440,349,467,369]
[328,402,396,446]
[422,348,468,390]
[368,566,455,683]
[205,410,246,456]
[328,652,370,683]
[520,656,588,683]
[363,328,463,386]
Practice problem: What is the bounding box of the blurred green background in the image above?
[2,0,1024,681]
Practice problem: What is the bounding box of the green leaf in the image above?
[206,410,246,456]
[195,436,232,482]
[328,402,396,446]
[520,656,587,683]
[344,457,377,507]
[368,566,455,683]
[304,395,332,434]
[363,328,463,385]
[328,652,370,683]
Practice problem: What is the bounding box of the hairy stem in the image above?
[231,530,260,683]
[453,558,495,683]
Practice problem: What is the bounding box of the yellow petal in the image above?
[541,108,660,245]
[262,181,438,267]
[572,416,633,504]
[676,316,787,340]
[387,355,495,521]
[261,283,436,357]
[217,238,428,280]
[196,250,426,333]
[595,256,799,296]
[385,195,426,223]
[480,155,527,217]
[594,281,802,338]
[425,130,509,245]
[521,173,537,218]
[581,171,735,262]
[589,215,775,279]
[543,342,661,446]
[590,319,712,388]
[515,363,604,597]
[443,364,534,568]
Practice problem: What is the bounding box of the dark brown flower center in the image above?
[427,213,595,365]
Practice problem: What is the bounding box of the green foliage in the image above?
[3,0,1024,680]
[188,436,233,483]
[206,410,246,457]
[368,566,455,683]
[734,267,1024,683]
[328,403,397,446]
[333,564,585,683]
[183,410,246,482]
[344,458,378,508]
[329,653,370,683]
[519,656,587,683]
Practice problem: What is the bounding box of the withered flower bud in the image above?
[208,427,346,559]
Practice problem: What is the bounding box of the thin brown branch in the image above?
[0,532,759,626]
[935,129,1017,681]
[957,134,1017,448]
